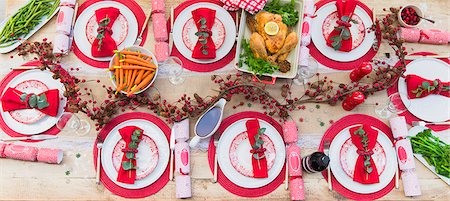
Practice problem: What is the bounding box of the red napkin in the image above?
[191,8,216,59]
[405,74,450,99]
[91,7,121,58]
[245,119,268,178]
[326,0,357,52]
[1,87,59,117]
[349,124,380,184]
[117,126,143,184]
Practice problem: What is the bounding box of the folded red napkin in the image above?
[191,8,216,59]
[1,87,59,117]
[326,0,357,52]
[405,74,450,99]
[349,124,380,184]
[246,119,268,178]
[91,7,121,58]
[117,126,144,184]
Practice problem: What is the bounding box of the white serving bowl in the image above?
[108,45,159,95]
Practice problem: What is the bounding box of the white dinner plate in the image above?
[101,119,169,189]
[398,58,450,122]
[329,125,397,194]
[73,1,138,61]
[0,70,66,135]
[173,2,236,64]
[217,118,285,188]
[311,2,375,62]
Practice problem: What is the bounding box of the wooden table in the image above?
[0,0,449,200]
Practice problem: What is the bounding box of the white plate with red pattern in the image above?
[73,1,138,61]
[112,135,159,180]
[172,2,236,64]
[101,119,169,189]
[9,80,48,124]
[0,70,66,135]
[329,125,397,194]
[311,2,375,62]
[216,118,285,188]
[229,131,276,177]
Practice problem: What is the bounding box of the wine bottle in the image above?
[302,152,330,173]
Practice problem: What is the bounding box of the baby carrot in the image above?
[120,50,142,57]
[128,69,138,90]
[142,70,152,78]
[121,59,156,69]
[128,72,155,96]
[113,65,155,71]
[134,69,145,85]
[125,55,152,64]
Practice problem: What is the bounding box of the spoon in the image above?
[418,15,435,24]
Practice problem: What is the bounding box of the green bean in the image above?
[48,0,60,19]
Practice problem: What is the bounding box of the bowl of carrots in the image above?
[108,46,158,97]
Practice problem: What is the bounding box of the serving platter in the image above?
[234,0,303,79]
[0,0,60,53]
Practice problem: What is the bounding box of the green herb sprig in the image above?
[409,129,450,178]
[96,17,111,51]
[411,80,450,97]
[264,0,299,26]
[252,128,267,169]
[354,126,373,174]
[239,40,279,75]
[122,129,142,176]
[329,16,358,50]
[19,93,50,109]
[195,17,210,55]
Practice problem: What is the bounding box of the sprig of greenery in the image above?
[122,129,142,172]
[195,17,210,55]
[239,40,279,75]
[252,128,267,161]
[96,17,111,51]
[330,16,358,50]
[409,129,450,178]
[354,126,373,174]
[411,80,449,97]
[264,0,299,26]
[19,93,49,109]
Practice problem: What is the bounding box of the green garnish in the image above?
[409,129,450,178]
[239,40,279,76]
[264,0,299,26]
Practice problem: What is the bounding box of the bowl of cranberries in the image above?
[398,5,423,28]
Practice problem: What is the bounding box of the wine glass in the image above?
[293,57,318,85]
[375,92,411,119]
[56,112,91,136]
[160,56,185,85]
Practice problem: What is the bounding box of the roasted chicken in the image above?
[246,11,298,69]
[255,11,288,54]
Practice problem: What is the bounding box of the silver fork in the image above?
[134,10,152,46]
[95,136,104,184]
[213,136,219,183]
[412,121,450,127]
[323,139,332,191]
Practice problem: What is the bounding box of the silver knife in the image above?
[1,135,58,142]
[169,125,175,181]
[67,3,79,53]
[168,6,174,54]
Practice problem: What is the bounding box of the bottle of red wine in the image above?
[302,152,330,173]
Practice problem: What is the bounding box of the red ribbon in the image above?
[349,124,380,184]
[245,119,269,178]
[325,0,357,52]
[91,7,120,58]
[406,74,450,99]
[191,8,217,59]
[1,87,60,117]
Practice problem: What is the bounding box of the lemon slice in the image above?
[264,22,279,36]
